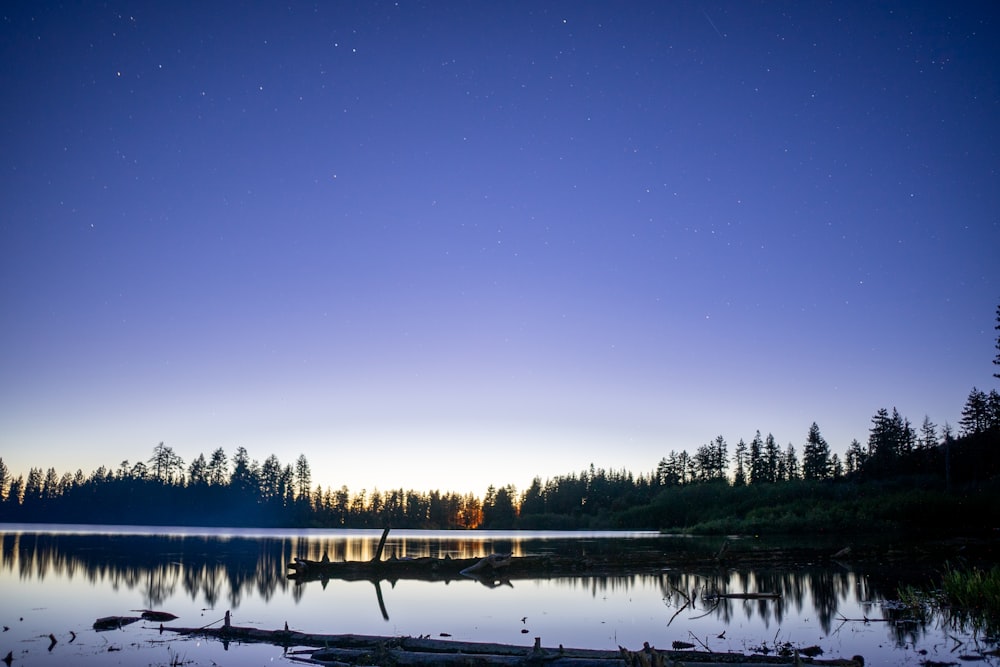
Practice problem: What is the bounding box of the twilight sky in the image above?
[2,2,998,496]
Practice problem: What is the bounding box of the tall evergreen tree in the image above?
[802,422,830,480]
[207,447,229,486]
[188,454,209,486]
[784,443,800,480]
[764,433,781,483]
[845,439,865,474]
[295,454,312,501]
[959,388,990,436]
[868,407,902,473]
[8,475,24,506]
[733,439,747,486]
[830,453,843,478]
[230,446,257,499]
[918,416,938,450]
[748,431,764,484]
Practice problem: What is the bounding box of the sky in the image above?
[2,1,998,497]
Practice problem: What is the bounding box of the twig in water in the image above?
[688,631,711,652]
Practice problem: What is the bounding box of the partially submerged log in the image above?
[137,610,178,622]
[459,552,512,575]
[93,616,140,631]
[163,623,864,666]
[288,526,676,585]
[288,551,671,584]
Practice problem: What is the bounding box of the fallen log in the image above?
[93,616,140,631]
[163,622,865,666]
[459,552,512,575]
[136,610,179,622]
[287,552,668,584]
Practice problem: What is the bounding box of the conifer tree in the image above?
[803,422,830,480]
[959,388,990,436]
[764,433,781,483]
[748,431,764,484]
[785,443,800,480]
[733,439,747,486]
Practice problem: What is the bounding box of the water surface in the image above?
[0,524,986,666]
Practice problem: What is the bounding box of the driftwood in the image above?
[288,552,614,584]
[93,616,140,631]
[459,552,513,575]
[93,610,177,630]
[163,622,864,666]
[137,610,178,622]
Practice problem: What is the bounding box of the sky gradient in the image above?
[2,2,998,496]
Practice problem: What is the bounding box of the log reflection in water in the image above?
[0,528,938,638]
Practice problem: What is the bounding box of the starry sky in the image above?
[2,2,998,497]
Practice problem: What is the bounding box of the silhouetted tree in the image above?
[733,439,747,486]
[0,457,8,502]
[520,477,545,515]
[803,422,830,480]
[188,454,209,487]
[785,443,800,481]
[294,454,312,502]
[148,442,184,484]
[845,439,865,474]
[830,453,843,478]
[482,484,517,528]
[959,388,991,436]
[8,475,24,506]
[749,431,764,484]
[207,447,228,486]
[918,416,939,450]
[867,407,909,475]
[764,433,781,483]
[230,446,258,500]
[259,454,283,503]
[693,437,728,482]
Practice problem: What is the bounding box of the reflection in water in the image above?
[0,528,942,650]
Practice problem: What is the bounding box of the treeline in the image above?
[1,386,997,532]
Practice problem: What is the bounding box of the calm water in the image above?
[0,525,988,666]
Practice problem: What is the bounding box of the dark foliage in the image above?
[1,408,997,533]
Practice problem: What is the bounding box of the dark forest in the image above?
[3,307,999,534]
[2,389,997,533]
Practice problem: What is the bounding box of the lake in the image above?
[0,524,990,666]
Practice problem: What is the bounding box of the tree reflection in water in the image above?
[0,528,944,647]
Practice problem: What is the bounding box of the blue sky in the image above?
[2,1,998,496]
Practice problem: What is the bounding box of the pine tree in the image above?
[748,431,764,484]
[845,439,865,474]
[803,422,830,480]
[207,447,229,486]
[764,433,781,483]
[785,443,800,480]
[918,416,938,450]
[830,453,843,478]
[733,439,747,486]
[959,387,990,436]
[295,454,312,502]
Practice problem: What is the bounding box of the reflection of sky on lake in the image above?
[0,527,975,666]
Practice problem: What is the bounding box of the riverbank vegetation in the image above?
[900,564,1000,635]
[2,304,999,534]
[1,395,996,533]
